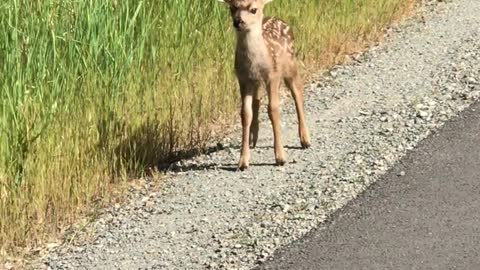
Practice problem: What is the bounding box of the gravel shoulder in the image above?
[37,0,480,269]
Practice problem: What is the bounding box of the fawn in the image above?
[218,0,311,170]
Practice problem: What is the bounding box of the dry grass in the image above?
[0,0,415,260]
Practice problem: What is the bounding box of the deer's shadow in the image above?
[163,161,279,173]
[255,145,304,150]
[156,143,305,174]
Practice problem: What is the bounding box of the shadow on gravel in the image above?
[254,145,305,150]
[161,162,281,173]
[219,162,280,171]
[285,145,306,150]
[154,143,304,174]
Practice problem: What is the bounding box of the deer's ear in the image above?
[263,0,274,4]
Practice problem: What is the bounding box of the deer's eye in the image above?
[250,8,257,14]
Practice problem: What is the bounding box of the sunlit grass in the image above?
[0,0,414,257]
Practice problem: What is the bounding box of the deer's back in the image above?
[262,17,295,61]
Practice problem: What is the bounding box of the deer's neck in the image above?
[236,27,266,54]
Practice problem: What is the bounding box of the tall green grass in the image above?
[0,0,414,256]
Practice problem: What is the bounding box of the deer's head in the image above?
[218,0,274,32]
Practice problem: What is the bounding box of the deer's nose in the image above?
[233,19,244,29]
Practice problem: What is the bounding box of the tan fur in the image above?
[220,0,311,170]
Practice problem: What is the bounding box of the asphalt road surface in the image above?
[260,102,480,270]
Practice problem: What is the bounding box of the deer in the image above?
[218,0,311,170]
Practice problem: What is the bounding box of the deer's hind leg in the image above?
[250,88,262,149]
[284,64,311,149]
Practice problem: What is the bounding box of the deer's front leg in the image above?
[267,77,286,166]
[239,89,253,170]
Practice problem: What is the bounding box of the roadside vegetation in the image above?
[0,0,414,258]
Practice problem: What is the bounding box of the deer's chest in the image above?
[234,40,272,82]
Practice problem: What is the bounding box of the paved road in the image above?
[260,102,480,270]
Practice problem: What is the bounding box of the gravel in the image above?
[33,0,480,269]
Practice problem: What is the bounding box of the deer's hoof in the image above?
[238,163,249,171]
[275,148,287,166]
[300,135,311,149]
[301,140,311,149]
[275,157,287,166]
[238,157,250,171]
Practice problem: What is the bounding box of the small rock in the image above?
[417,110,429,118]
[359,110,370,116]
[3,262,14,270]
